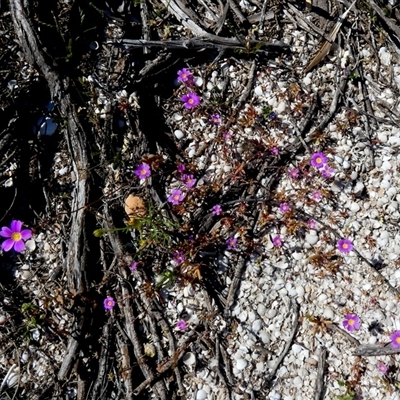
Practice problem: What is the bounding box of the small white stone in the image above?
[350,202,360,213]
[238,310,247,322]
[236,359,247,370]
[174,130,184,139]
[257,304,267,316]
[296,286,305,297]
[275,101,286,114]
[267,309,277,319]
[342,160,350,169]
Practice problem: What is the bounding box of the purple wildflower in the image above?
[173,251,185,264]
[320,165,335,178]
[310,152,327,168]
[377,363,388,374]
[209,114,221,125]
[0,220,32,252]
[342,314,361,332]
[279,203,291,213]
[181,92,201,109]
[311,190,322,201]
[307,219,317,230]
[270,147,279,155]
[104,297,115,311]
[130,262,138,271]
[390,330,400,348]
[176,320,188,331]
[177,68,194,84]
[212,205,222,215]
[168,189,185,205]
[337,239,353,254]
[272,236,283,247]
[182,174,196,188]
[288,168,299,179]
[177,163,186,174]
[134,163,151,180]
[226,237,237,250]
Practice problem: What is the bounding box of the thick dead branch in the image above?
[315,347,326,400]
[119,37,288,51]
[354,344,400,357]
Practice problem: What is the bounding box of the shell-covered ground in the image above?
[2,0,400,399]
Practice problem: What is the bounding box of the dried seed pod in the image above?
[124,195,147,217]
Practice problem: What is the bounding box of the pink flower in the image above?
[390,330,400,348]
[270,147,279,155]
[173,251,185,264]
[176,320,187,331]
[212,205,222,215]
[226,237,237,250]
[342,314,361,332]
[181,92,201,109]
[168,189,185,205]
[0,220,32,252]
[272,236,283,247]
[130,262,138,271]
[321,165,335,178]
[337,238,353,254]
[311,190,322,201]
[134,163,151,180]
[377,363,388,374]
[177,68,194,84]
[177,164,186,174]
[310,152,327,168]
[209,114,221,125]
[182,174,196,188]
[307,219,317,229]
[288,168,299,179]
[223,131,232,140]
[279,203,291,213]
[104,297,115,311]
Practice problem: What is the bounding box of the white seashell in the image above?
[6,372,19,388]
[323,307,334,320]
[257,304,266,316]
[254,86,264,96]
[256,362,264,372]
[293,376,303,387]
[195,77,203,86]
[305,233,318,245]
[4,178,13,187]
[238,310,247,322]
[350,202,360,213]
[292,344,303,353]
[32,328,40,341]
[236,359,247,370]
[20,270,32,280]
[273,278,285,290]
[275,101,286,114]
[296,286,305,297]
[183,352,196,366]
[292,252,303,260]
[259,331,270,344]
[173,113,183,121]
[267,309,276,319]
[174,130,184,139]
[25,239,36,252]
[196,389,207,400]
[20,351,29,364]
[252,320,262,332]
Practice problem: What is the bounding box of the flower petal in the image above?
[1,239,15,252]
[13,240,25,253]
[0,227,12,238]
[10,220,22,232]
[21,230,32,240]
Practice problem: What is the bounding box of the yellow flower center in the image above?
[396,337,400,344]
[342,243,348,249]
[348,319,354,325]
[174,195,180,200]
[316,157,321,163]
[11,232,22,241]
[188,98,194,104]
[140,169,147,175]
